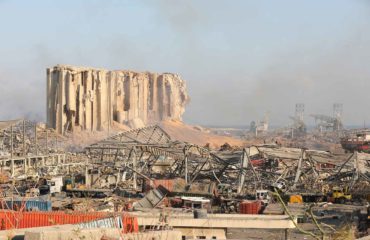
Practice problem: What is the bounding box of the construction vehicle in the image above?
[289,194,303,204]
[331,186,352,204]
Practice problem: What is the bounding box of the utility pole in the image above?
[184,154,189,185]
[46,129,48,154]
[10,125,14,177]
[132,147,137,190]
[35,123,38,155]
[23,120,26,157]
[23,120,27,174]
[107,80,110,137]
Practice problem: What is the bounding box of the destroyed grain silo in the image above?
[46,65,189,134]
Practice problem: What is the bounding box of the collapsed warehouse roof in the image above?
[85,125,370,198]
[85,125,252,194]
[85,125,213,188]
[244,145,370,194]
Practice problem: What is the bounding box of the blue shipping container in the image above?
[2,200,52,211]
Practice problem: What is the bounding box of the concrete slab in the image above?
[24,228,182,240]
[131,212,297,229]
[24,226,121,240]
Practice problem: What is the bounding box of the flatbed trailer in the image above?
[65,188,113,198]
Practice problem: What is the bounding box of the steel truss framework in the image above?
[86,125,370,196]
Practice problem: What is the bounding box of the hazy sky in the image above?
[1,0,370,127]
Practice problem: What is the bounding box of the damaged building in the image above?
[46,65,189,134]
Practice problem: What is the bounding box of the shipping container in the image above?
[0,211,138,233]
[0,200,52,211]
[122,215,139,233]
[143,179,175,192]
[0,211,108,230]
[239,201,262,214]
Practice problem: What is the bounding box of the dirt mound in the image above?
[159,120,245,148]
[63,122,131,151]
[62,120,244,151]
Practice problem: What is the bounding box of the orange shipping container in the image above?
[122,215,139,233]
[0,211,138,232]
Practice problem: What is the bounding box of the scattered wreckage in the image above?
[80,125,370,211]
[1,121,370,208]
[0,120,370,238]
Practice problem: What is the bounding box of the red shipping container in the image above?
[143,179,174,192]
[239,201,262,214]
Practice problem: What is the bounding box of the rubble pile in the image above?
[1,119,370,239]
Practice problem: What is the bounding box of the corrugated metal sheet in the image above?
[77,216,123,229]
[133,188,165,209]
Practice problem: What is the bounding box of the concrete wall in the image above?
[24,227,182,240]
[0,224,182,240]
[175,227,226,239]
[46,65,189,134]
